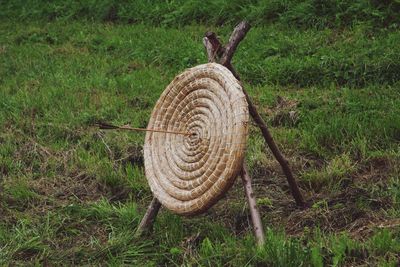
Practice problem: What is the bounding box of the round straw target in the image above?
[144,63,249,215]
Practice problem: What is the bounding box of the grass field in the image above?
[1,1,400,266]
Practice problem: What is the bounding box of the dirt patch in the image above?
[354,156,395,183]
[200,152,398,240]
[30,172,107,206]
[6,127,133,207]
[49,219,109,251]
[284,186,391,238]
[29,172,134,211]
[116,144,144,167]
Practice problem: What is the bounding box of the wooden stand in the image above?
[135,21,305,246]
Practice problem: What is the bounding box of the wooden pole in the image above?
[134,197,162,237]
[241,164,265,246]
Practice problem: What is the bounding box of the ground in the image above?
[0,13,400,266]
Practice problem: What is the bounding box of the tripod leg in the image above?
[241,164,265,246]
[135,197,162,238]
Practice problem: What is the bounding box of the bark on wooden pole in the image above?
[203,37,215,63]
[220,21,251,66]
[134,197,161,237]
[241,164,265,246]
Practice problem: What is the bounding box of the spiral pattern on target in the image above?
[144,63,249,215]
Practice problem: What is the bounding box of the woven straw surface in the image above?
[144,63,249,215]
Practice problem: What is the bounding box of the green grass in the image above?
[1,0,400,29]
[1,6,400,266]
